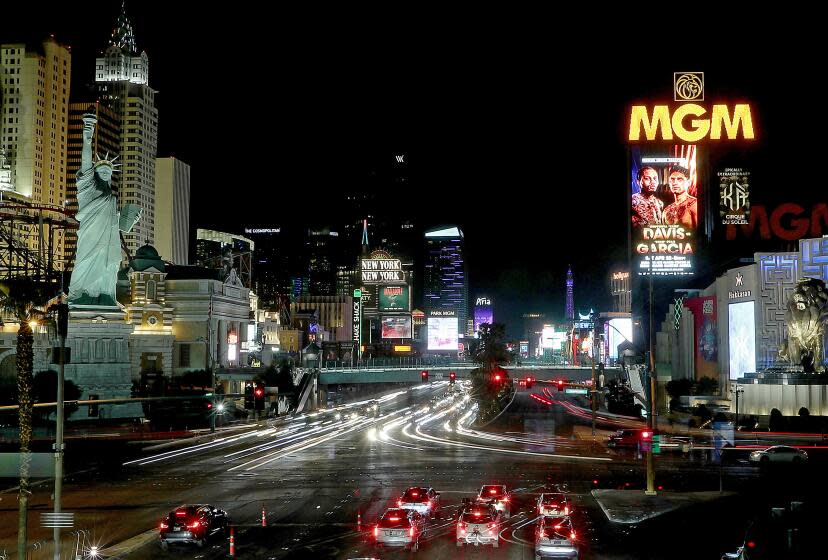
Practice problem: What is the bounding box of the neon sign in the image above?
[629,104,755,142]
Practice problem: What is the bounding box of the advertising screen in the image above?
[381,316,412,339]
[607,318,633,360]
[718,168,751,225]
[541,326,567,350]
[631,145,699,276]
[427,317,459,351]
[685,296,718,381]
[728,301,756,380]
[379,285,410,312]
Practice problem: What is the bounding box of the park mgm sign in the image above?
[628,72,755,142]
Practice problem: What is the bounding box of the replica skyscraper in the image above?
[94,2,158,256]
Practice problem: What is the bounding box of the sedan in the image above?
[748,446,808,463]
[159,504,229,549]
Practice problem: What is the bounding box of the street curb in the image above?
[100,528,157,558]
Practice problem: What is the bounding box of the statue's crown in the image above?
[94,152,121,171]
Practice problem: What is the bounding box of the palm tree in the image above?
[0,277,56,559]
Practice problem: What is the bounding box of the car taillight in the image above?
[554,524,562,530]
[427,499,433,507]
[501,496,509,502]
[374,526,378,538]
[388,517,400,521]
[747,541,756,549]
[397,500,403,507]
[564,506,570,515]
[188,521,200,529]
[570,530,576,540]
[409,526,414,537]
[160,522,168,529]
[175,511,187,517]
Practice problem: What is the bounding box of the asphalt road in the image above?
[3,381,827,559]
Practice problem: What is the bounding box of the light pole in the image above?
[731,383,744,430]
[646,273,657,496]
[52,303,68,560]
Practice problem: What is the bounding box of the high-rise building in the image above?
[94,3,158,255]
[195,228,254,287]
[565,265,575,321]
[154,157,190,264]
[424,226,468,333]
[610,271,632,313]
[64,101,120,266]
[1,37,72,267]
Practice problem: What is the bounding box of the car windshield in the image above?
[11,16,820,560]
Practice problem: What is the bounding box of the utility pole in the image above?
[53,303,68,559]
[209,284,216,433]
[646,274,657,496]
[590,327,597,438]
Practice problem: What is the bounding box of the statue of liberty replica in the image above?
[68,110,141,306]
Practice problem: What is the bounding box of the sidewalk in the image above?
[592,489,734,524]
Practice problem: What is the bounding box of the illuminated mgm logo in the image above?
[674,72,704,101]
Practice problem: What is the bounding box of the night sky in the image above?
[5,4,825,337]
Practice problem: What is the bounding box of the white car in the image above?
[456,504,502,548]
[537,492,571,517]
[476,484,511,518]
[397,486,440,518]
[373,508,425,551]
[749,445,808,463]
[535,516,578,559]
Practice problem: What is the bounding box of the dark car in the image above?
[159,504,229,549]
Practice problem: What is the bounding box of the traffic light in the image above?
[244,382,254,409]
[556,379,564,391]
[449,371,456,384]
[421,370,429,382]
[254,383,265,411]
[525,377,534,389]
[640,430,653,452]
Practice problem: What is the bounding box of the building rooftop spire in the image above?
[109,1,138,54]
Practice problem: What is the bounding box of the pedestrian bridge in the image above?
[318,365,621,386]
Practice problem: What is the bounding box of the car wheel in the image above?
[160,541,168,551]
[456,541,463,547]
[411,540,419,552]
[493,538,499,549]
[761,455,769,463]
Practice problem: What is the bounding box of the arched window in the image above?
[146,279,156,301]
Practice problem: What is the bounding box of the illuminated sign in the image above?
[379,285,410,312]
[674,72,704,101]
[352,289,362,346]
[244,228,281,234]
[429,309,456,317]
[629,105,754,142]
[393,345,412,352]
[473,296,493,332]
[361,258,404,283]
[612,272,630,280]
[725,203,828,241]
[541,326,567,350]
[631,145,699,276]
[729,274,752,299]
[382,316,412,339]
[227,332,238,345]
[718,168,751,225]
[427,317,459,351]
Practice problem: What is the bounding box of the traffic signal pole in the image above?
[646,274,657,496]
[53,303,68,560]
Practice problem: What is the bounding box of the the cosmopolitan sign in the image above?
[361,258,403,283]
[629,104,755,142]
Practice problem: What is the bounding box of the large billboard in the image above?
[685,296,718,381]
[427,317,459,351]
[381,316,412,339]
[606,317,633,360]
[541,326,567,350]
[718,168,751,225]
[473,296,493,332]
[728,301,756,380]
[379,285,410,312]
[631,145,699,276]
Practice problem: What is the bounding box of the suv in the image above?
[398,487,440,518]
[535,516,578,559]
[538,492,571,517]
[457,503,502,548]
[159,505,229,549]
[373,508,425,551]
[477,484,511,518]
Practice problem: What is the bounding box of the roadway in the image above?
[2,381,826,559]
